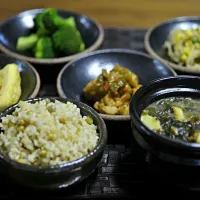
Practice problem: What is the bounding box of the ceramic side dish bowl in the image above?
[0,8,104,65]
[0,97,107,189]
[57,49,177,121]
[130,75,200,166]
[145,16,200,74]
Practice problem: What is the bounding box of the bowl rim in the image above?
[0,97,107,172]
[0,8,104,65]
[57,48,177,121]
[0,53,40,98]
[145,16,200,74]
[130,75,200,150]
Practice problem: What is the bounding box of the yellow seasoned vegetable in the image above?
[0,63,21,111]
[164,26,200,69]
[101,106,118,115]
[141,114,161,132]
[195,132,200,143]
[172,106,185,122]
[171,126,178,135]
[83,64,142,115]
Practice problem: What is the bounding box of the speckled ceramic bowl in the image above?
[0,97,107,189]
[57,49,176,121]
[0,8,104,65]
[145,16,200,74]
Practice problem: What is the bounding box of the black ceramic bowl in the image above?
[0,8,104,65]
[57,49,176,121]
[130,75,200,166]
[145,16,200,74]
[0,54,40,101]
[0,97,107,189]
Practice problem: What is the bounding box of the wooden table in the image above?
[0,0,199,28]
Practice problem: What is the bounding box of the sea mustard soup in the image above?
[141,97,200,143]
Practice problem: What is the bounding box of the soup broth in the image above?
[141,97,200,143]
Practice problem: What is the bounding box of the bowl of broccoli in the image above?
[0,8,104,65]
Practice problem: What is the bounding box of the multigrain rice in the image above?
[0,99,99,166]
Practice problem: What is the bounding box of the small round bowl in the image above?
[145,16,200,74]
[130,75,200,166]
[0,54,40,102]
[0,97,107,189]
[57,49,177,121]
[0,8,104,65]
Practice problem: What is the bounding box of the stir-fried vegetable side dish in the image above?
[141,97,200,143]
[16,8,85,58]
[164,26,200,69]
[83,64,142,115]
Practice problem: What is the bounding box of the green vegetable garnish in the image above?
[16,8,85,58]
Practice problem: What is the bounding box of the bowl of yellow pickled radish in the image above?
[145,16,200,74]
[0,54,40,111]
[57,49,176,121]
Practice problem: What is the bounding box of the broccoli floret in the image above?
[34,37,56,58]
[52,26,85,55]
[16,34,38,51]
[42,8,66,32]
[16,9,80,58]
[65,17,76,27]
[42,8,76,32]
[33,12,50,36]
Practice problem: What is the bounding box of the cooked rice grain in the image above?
[0,100,99,166]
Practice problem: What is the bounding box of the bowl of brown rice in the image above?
[0,97,107,189]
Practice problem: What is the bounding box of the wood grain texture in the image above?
[0,0,200,27]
